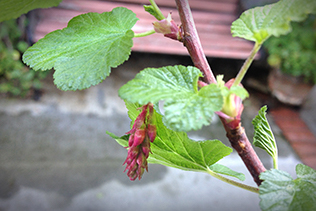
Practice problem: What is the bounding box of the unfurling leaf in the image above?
[252,106,278,168]
[144,5,164,20]
[231,0,316,44]
[216,76,248,129]
[119,65,223,131]
[259,164,316,211]
[23,7,138,91]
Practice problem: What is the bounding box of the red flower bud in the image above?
[128,133,134,147]
[126,104,148,135]
[133,127,146,146]
[125,158,138,181]
[147,124,157,143]
[146,103,157,142]
[137,153,146,168]
[141,137,151,158]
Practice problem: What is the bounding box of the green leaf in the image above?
[209,163,245,181]
[106,132,128,148]
[231,0,316,44]
[148,131,230,172]
[23,7,138,91]
[259,164,316,211]
[216,75,249,100]
[119,65,223,131]
[252,106,278,168]
[0,0,62,22]
[230,85,249,100]
[109,101,244,179]
[119,66,202,104]
[144,5,163,20]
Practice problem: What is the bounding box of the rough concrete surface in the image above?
[0,53,302,211]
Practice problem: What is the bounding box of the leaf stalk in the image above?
[134,29,156,38]
[233,42,262,86]
[273,156,278,169]
[149,0,165,20]
[207,168,259,194]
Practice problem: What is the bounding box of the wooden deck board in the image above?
[32,0,257,59]
[107,0,239,13]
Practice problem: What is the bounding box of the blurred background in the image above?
[0,0,315,210]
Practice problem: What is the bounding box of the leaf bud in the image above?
[153,13,182,41]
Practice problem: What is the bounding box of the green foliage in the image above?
[209,164,245,181]
[0,0,62,22]
[252,106,278,168]
[264,15,316,83]
[23,7,138,91]
[216,75,249,100]
[144,5,164,21]
[108,101,245,181]
[143,0,165,21]
[259,164,316,211]
[0,19,48,97]
[231,0,316,44]
[119,65,223,131]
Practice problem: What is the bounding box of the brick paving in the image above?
[270,107,316,169]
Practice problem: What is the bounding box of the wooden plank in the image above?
[58,0,237,24]
[32,0,257,59]
[36,8,234,34]
[104,0,238,13]
[133,38,254,59]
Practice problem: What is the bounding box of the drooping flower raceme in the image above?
[123,103,156,181]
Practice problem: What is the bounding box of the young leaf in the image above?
[252,106,278,168]
[209,163,245,181]
[231,0,316,44]
[0,0,62,22]
[23,7,138,91]
[144,5,164,20]
[119,65,223,131]
[216,75,249,100]
[259,164,316,211]
[107,132,129,148]
[108,101,244,180]
[229,85,249,100]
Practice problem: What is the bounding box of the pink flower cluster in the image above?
[123,103,156,181]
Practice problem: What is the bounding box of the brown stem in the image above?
[221,119,266,186]
[175,0,216,84]
[176,0,266,186]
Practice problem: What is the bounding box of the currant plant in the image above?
[2,0,315,210]
[0,0,63,22]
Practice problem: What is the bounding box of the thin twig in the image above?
[175,0,216,84]
[221,121,266,186]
